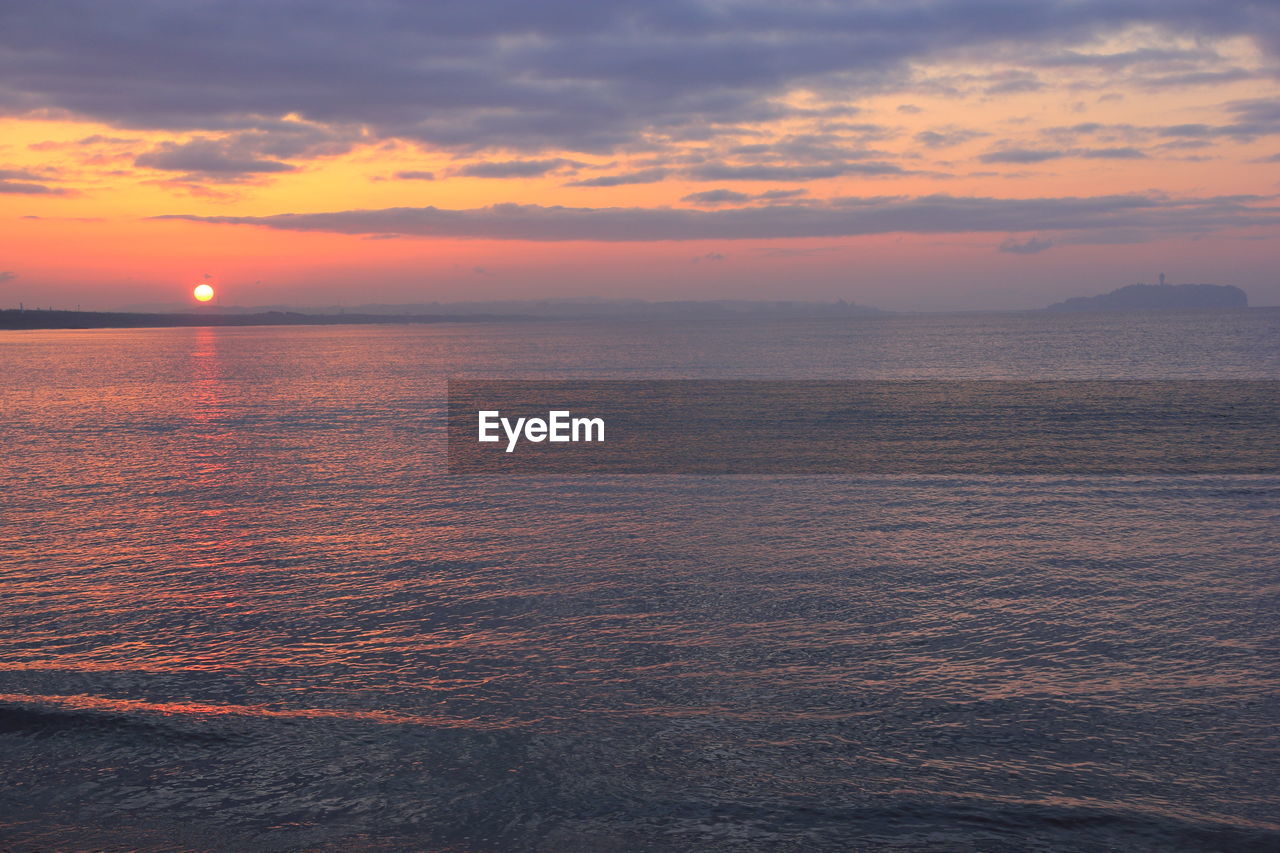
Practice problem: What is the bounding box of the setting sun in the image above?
[193,283,215,302]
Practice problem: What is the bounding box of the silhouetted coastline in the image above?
[1045,282,1248,312]
[0,309,514,331]
[0,300,886,329]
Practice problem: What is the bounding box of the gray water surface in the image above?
[1,310,1277,851]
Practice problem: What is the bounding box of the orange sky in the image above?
[2,11,1278,310]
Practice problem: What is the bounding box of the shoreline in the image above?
[0,308,523,331]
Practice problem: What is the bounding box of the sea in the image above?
[1,310,1277,852]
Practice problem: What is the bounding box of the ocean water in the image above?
[1,310,1277,852]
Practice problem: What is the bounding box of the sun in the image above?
[193,283,215,302]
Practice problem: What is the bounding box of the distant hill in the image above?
[1045,283,1248,312]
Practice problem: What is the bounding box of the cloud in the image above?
[394,170,436,180]
[28,134,139,151]
[683,189,751,205]
[132,123,359,180]
[755,188,807,200]
[978,148,1064,164]
[0,271,16,283]
[136,139,296,177]
[983,71,1044,95]
[979,143,1148,163]
[76,134,140,145]
[1151,99,1280,142]
[0,167,66,194]
[564,168,668,187]
[915,129,987,148]
[2,2,1276,155]
[453,158,576,178]
[0,179,65,194]
[728,133,892,164]
[154,193,1280,242]
[1157,124,1217,138]
[1033,46,1222,69]
[1155,139,1213,150]
[998,236,1054,254]
[1079,146,1146,159]
[683,188,809,205]
[1136,69,1260,89]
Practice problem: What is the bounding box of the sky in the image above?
[1,0,1278,311]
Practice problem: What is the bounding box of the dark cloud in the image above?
[135,139,296,177]
[1033,46,1222,68]
[1157,123,1217,138]
[393,170,436,180]
[454,158,576,178]
[76,134,140,145]
[28,134,140,151]
[915,129,987,148]
[979,148,1064,164]
[0,179,65,194]
[683,188,808,205]
[1,1,1276,154]
[0,168,49,180]
[0,271,16,283]
[0,167,67,195]
[998,236,1053,253]
[728,133,892,164]
[1079,147,1146,159]
[154,193,1280,242]
[1224,97,1280,136]
[1036,122,1148,147]
[132,125,358,179]
[1040,122,1105,136]
[683,189,752,205]
[755,188,808,200]
[980,144,1153,162]
[1151,100,1280,142]
[983,71,1044,95]
[564,168,668,187]
[1039,109,1280,148]
[1136,69,1260,89]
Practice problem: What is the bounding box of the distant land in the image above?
[0,309,513,331]
[0,300,883,330]
[3,290,1268,330]
[119,298,886,319]
[1045,282,1248,312]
